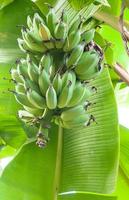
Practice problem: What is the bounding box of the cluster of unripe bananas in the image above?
[11,7,103,148]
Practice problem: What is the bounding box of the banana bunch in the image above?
[11,7,104,148]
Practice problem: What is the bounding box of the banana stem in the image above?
[114,62,129,85]
[94,10,129,33]
[53,125,63,200]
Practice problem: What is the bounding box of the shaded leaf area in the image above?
[68,0,109,10]
[0,145,15,159]
[120,125,129,179]
[0,114,27,149]
[58,192,117,200]
[60,69,119,195]
[94,0,129,71]
[32,0,99,15]
[94,0,109,6]
[102,0,121,15]
[0,125,58,200]
[99,25,129,69]
[30,0,60,15]
[0,0,38,63]
[0,0,14,10]
[55,0,101,25]
[0,64,20,115]
[94,31,120,87]
[116,169,129,200]
[68,0,94,10]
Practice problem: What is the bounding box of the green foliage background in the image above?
[0,0,129,200]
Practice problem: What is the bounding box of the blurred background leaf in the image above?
[117,169,129,200]
[0,125,58,200]
[0,0,14,10]
[0,0,38,64]
[120,126,129,179]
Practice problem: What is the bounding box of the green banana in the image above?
[18,110,34,123]
[53,73,62,95]
[49,65,55,80]
[55,39,64,49]
[46,85,57,109]
[27,15,33,29]
[24,106,44,117]
[39,23,51,41]
[15,92,33,107]
[62,70,76,89]
[27,89,46,109]
[61,10,68,24]
[61,105,86,121]
[63,30,81,52]
[54,21,67,40]
[46,7,57,36]
[66,43,85,68]
[32,13,44,42]
[17,59,29,79]
[38,69,51,96]
[18,110,34,118]
[15,84,26,94]
[27,54,39,65]
[58,80,75,108]
[17,38,31,53]
[78,64,101,80]
[68,17,81,34]
[23,79,41,94]
[67,82,87,107]
[81,29,95,44]
[75,51,100,75]
[22,29,47,53]
[11,69,23,83]
[39,53,52,72]
[79,87,93,104]
[33,13,44,25]
[43,39,55,50]
[11,10,104,144]
[27,58,39,83]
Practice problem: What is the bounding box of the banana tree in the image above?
[0,0,129,200]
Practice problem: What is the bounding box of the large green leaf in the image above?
[59,68,119,195]
[0,64,20,115]
[120,125,129,179]
[0,145,15,159]
[0,69,119,199]
[0,0,38,64]
[0,125,58,200]
[68,0,109,10]
[94,0,129,70]
[0,0,14,10]
[116,169,129,200]
[0,114,27,149]
[58,192,117,200]
[30,0,59,15]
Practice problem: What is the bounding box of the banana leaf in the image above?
[0,68,119,199]
[0,0,38,64]
[120,125,129,179]
[0,0,14,10]
[116,168,129,200]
